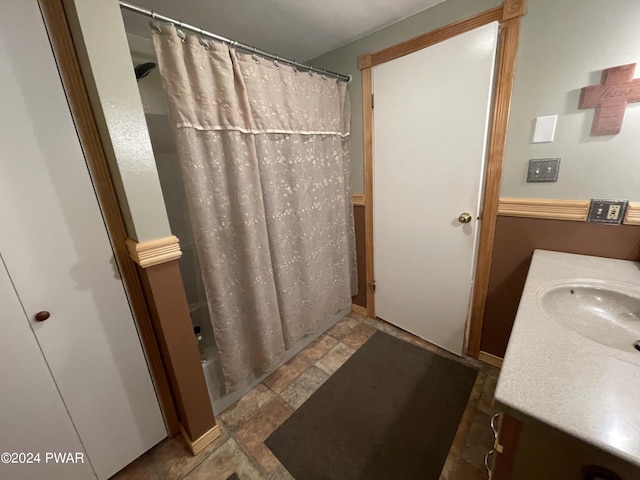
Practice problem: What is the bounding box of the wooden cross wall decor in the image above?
[579,63,640,136]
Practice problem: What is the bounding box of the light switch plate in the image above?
[527,158,560,182]
[533,115,558,143]
[587,199,628,224]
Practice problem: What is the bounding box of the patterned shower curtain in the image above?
[152,25,356,392]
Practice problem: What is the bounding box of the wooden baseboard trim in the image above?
[351,304,368,317]
[126,235,182,268]
[498,198,590,221]
[181,424,221,456]
[478,351,504,368]
[352,193,365,206]
[624,202,640,225]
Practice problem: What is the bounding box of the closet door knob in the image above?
[34,311,50,322]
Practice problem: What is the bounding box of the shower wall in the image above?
[127,36,349,414]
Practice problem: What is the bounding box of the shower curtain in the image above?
[152,26,356,391]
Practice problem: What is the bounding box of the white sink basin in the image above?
[538,280,640,353]
[496,251,640,469]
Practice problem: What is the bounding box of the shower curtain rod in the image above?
[119,1,352,82]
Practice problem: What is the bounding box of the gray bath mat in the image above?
[265,330,477,479]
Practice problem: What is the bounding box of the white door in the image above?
[0,2,166,479]
[373,22,498,355]
[0,257,95,480]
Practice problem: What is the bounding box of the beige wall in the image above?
[501,0,640,201]
[66,0,640,232]
[313,0,640,200]
[65,0,504,227]
[63,0,172,242]
[310,0,501,193]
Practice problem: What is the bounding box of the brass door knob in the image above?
[458,212,472,224]
[34,311,50,322]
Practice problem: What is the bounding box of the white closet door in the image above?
[0,257,95,480]
[0,2,165,479]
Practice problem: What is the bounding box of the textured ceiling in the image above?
[121,0,446,61]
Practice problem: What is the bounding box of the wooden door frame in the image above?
[38,0,180,436]
[358,0,527,358]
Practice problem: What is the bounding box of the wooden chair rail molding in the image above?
[352,193,365,206]
[624,202,640,225]
[498,198,589,221]
[498,198,640,224]
[358,0,528,357]
[126,235,182,268]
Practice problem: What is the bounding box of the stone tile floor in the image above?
[112,312,500,480]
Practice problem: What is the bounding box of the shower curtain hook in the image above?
[149,11,162,33]
[252,53,260,64]
[176,20,186,43]
[273,54,280,70]
[198,29,209,49]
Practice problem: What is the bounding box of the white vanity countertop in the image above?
[494,249,640,467]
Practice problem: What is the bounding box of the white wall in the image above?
[312,0,640,201]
